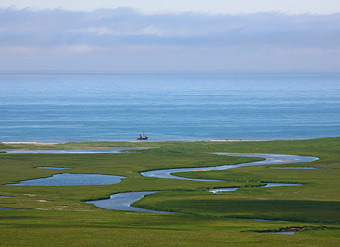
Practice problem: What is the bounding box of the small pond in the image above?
[7,174,126,186]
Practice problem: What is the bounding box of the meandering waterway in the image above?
[209,183,302,194]
[2,150,319,213]
[141,153,318,182]
[86,191,172,213]
[89,153,318,213]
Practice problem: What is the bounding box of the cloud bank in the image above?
[0,8,339,71]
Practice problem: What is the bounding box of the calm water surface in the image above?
[1,73,339,142]
[86,191,173,213]
[8,174,126,186]
[5,148,136,154]
[210,183,302,193]
[90,153,317,212]
[142,153,318,182]
[274,232,296,235]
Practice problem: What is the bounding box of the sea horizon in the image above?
[1,72,340,143]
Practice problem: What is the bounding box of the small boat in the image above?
[137,132,148,140]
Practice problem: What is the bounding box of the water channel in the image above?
[141,153,318,182]
[3,151,318,214]
[90,153,318,213]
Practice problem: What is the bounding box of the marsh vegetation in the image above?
[0,138,339,246]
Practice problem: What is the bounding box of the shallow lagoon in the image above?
[8,174,126,186]
[4,149,133,185]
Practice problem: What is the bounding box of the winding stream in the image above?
[209,183,302,194]
[86,191,172,213]
[89,153,318,213]
[141,153,318,182]
[1,150,319,213]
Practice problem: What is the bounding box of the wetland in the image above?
[0,138,339,246]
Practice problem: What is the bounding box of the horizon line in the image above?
[1,69,340,75]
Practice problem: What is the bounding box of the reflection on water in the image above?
[87,191,173,213]
[210,183,302,193]
[253,219,290,223]
[264,183,302,187]
[91,153,317,213]
[210,188,239,193]
[142,153,318,182]
[7,174,126,186]
[274,231,296,235]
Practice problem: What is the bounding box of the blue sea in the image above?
[0,73,339,142]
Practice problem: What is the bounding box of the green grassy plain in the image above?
[0,137,339,246]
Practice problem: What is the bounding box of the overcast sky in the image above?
[1,0,340,14]
[1,2,339,72]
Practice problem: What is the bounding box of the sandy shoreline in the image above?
[1,142,61,145]
[1,139,281,145]
[1,147,152,152]
[1,140,271,146]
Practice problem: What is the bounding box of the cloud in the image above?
[0,7,339,71]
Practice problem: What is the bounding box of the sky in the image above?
[0,1,339,72]
[1,0,340,14]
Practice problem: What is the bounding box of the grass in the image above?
[0,137,340,246]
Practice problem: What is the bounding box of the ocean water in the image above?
[0,73,339,142]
